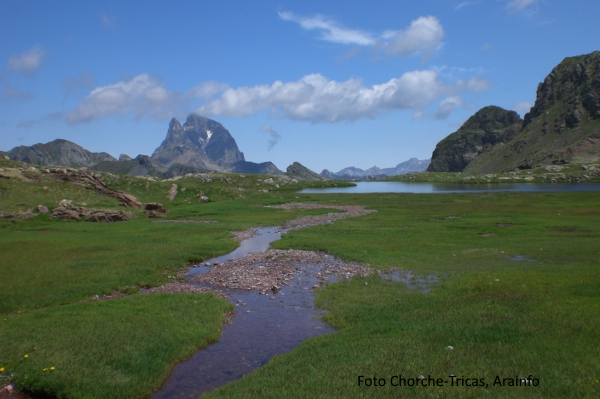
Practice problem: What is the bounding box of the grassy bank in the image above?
[1,162,599,398]
[0,166,351,398]
[206,192,600,398]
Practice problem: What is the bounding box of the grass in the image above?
[0,293,232,399]
[0,164,356,398]
[205,192,600,398]
[1,161,599,398]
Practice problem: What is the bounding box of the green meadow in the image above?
[1,165,599,398]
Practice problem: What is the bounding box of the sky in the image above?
[1,1,599,173]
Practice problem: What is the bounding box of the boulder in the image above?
[51,200,131,222]
[144,202,169,218]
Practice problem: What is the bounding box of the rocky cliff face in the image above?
[427,106,523,172]
[151,114,245,171]
[286,162,327,181]
[429,51,600,174]
[4,139,116,168]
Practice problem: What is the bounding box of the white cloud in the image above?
[278,11,374,45]
[261,125,282,150]
[280,12,444,60]
[6,46,46,74]
[195,72,490,123]
[506,0,538,11]
[382,16,444,59]
[190,81,231,99]
[512,101,533,116]
[66,74,177,123]
[435,96,464,119]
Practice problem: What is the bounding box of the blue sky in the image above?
[1,0,599,173]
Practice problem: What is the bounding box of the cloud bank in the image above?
[195,72,490,123]
[66,74,176,123]
[279,12,444,59]
[6,46,46,74]
[62,70,490,125]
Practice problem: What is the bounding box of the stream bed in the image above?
[150,228,337,398]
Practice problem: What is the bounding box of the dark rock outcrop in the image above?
[286,162,326,181]
[47,168,142,208]
[427,106,523,172]
[144,202,169,218]
[428,51,600,173]
[4,139,116,168]
[51,200,131,222]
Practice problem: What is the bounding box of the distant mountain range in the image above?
[428,51,600,174]
[1,115,290,178]
[1,113,429,180]
[320,158,430,180]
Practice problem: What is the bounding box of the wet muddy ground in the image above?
[151,204,377,398]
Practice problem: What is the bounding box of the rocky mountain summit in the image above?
[429,51,600,174]
[2,114,285,178]
[286,162,327,181]
[152,114,245,171]
[427,107,522,172]
[1,139,117,168]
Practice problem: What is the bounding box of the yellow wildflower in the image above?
[50,367,55,371]
[43,368,48,372]
[24,354,29,359]
[0,367,5,372]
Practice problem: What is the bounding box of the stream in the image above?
[150,228,337,398]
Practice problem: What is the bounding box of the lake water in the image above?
[299,182,600,194]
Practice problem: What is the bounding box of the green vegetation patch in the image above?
[0,293,232,399]
[206,192,600,398]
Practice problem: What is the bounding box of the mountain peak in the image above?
[152,113,244,170]
[168,117,182,130]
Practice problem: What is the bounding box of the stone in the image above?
[37,205,49,213]
[144,202,169,218]
[51,201,131,222]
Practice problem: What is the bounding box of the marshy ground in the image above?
[1,159,599,398]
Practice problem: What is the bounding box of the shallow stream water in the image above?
[150,228,337,398]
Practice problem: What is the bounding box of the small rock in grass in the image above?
[446,345,454,350]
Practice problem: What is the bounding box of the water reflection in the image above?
[299,181,600,194]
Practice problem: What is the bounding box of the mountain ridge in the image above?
[428,51,600,174]
[323,158,430,179]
